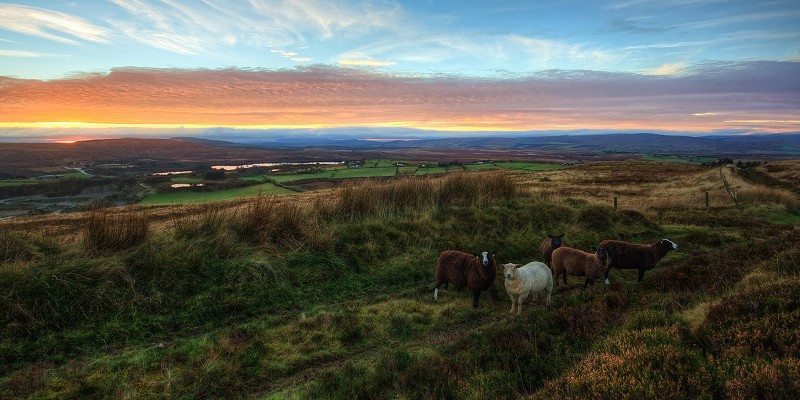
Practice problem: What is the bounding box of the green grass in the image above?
[138,182,296,204]
[1,170,799,399]
[0,172,91,187]
[463,163,501,171]
[0,179,39,187]
[170,176,203,184]
[270,166,399,182]
[240,175,267,182]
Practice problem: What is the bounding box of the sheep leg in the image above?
[562,270,567,285]
[546,290,552,306]
[434,281,446,301]
[637,269,645,282]
[472,290,481,309]
[604,266,611,285]
[509,294,517,313]
[517,292,529,314]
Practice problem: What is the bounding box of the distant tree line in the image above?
[703,158,763,169]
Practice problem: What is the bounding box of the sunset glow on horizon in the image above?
[1,1,798,140]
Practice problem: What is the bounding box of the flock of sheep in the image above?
[433,235,678,313]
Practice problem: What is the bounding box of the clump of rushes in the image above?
[84,210,149,251]
[439,172,516,207]
[232,194,307,246]
[328,172,517,220]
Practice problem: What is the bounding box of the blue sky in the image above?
[2,0,798,78]
[0,1,798,139]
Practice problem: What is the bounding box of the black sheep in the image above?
[434,250,497,309]
[600,239,678,283]
[540,234,564,265]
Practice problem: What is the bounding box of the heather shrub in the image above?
[534,327,710,399]
[722,357,800,400]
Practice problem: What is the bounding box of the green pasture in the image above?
[0,178,39,187]
[270,166,399,182]
[0,171,91,187]
[138,182,296,205]
[170,176,204,184]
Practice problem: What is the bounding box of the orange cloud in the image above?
[0,63,798,134]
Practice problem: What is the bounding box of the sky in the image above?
[0,0,799,142]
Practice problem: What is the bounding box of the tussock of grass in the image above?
[84,210,149,251]
[0,230,37,263]
[738,186,798,213]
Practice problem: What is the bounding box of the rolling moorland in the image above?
[1,157,799,399]
[2,133,799,219]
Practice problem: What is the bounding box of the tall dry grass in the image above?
[232,194,308,247]
[84,211,149,251]
[737,186,797,212]
[322,172,517,220]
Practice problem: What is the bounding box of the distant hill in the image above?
[0,138,344,173]
[236,133,800,156]
[1,133,798,175]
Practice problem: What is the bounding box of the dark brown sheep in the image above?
[552,246,608,288]
[540,234,564,265]
[434,250,497,309]
[600,239,678,283]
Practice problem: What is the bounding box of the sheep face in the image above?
[595,246,608,264]
[661,239,678,250]
[501,263,521,280]
[477,251,496,268]
[548,234,564,248]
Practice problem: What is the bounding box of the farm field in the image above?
[140,160,546,205]
[138,182,296,205]
[1,160,799,399]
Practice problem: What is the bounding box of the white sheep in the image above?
[500,261,553,313]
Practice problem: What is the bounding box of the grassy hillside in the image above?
[1,163,798,399]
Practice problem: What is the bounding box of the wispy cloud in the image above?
[644,62,687,75]
[339,59,396,66]
[681,10,800,30]
[0,49,60,58]
[271,50,299,58]
[1,61,797,133]
[107,0,406,55]
[338,33,617,72]
[271,49,312,62]
[609,0,727,10]
[0,4,108,44]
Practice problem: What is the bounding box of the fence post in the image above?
[613,196,618,210]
